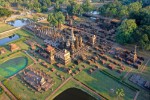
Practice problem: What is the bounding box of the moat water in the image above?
[8,18,30,27]
[0,34,20,46]
[54,88,96,100]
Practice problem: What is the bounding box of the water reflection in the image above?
[0,34,20,46]
[8,18,31,27]
[54,88,96,100]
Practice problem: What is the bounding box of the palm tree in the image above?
[116,88,125,100]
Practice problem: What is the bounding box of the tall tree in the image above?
[116,19,137,44]
[134,25,150,50]
[128,2,142,13]
[47,12,65,28]
[82,0,93,12]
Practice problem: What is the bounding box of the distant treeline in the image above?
[99,0,150,50]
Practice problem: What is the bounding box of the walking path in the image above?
[134,91,140,100]
[0,82,17,100]
[123,68,133,79]
[46,77,107,100]
[140,58,150,73]
[72,78,107,100]
[0,27,21,38]
[23,50,37,63]
[46,76,72,100]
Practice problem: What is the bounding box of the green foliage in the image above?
[41,6,48,12]
[99,1,142,19]
[54,1,60,11]
[67,1,84,16]
[122,0,150,7]
[134,25,150,50]
[99,0,126,18]
[129,6,150,26]
[105,1,150,50]
[47,11,65,28]
[33,16,38,22]
[0,87,3,95]
[101,70,139,91]
[82,0,93,12]
[67,0,94,16]
[116,88,125,99]
[116,19,137,44]
[0,8,12,18]
[0,0,52,13]
[128,2,142,13]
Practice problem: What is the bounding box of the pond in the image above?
[7,18,31,27]
[0,57,28,78]
[54,88,96,100]
[90,11,99,15]
[0,34,20,46]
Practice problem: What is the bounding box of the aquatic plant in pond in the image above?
[0,57,27,78]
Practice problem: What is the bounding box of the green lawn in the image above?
[0,51,33,81]
[0,23,15,33]
[48,79,100,100]
[0,29,33,59]
[0,92,10,100]
[0,28,33,39]
[0,51,33,66]
[0,57,27,78]
[124,67,150,100]
[3,62,68,100]
[74,70,136,100]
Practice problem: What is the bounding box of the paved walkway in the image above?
[134,91,140,100]
[123,68,133,79]
[140,58,150,73]
[0,82,17,100]
[23,50,37,63]
[72,78,107,100]
[46,76,72,100]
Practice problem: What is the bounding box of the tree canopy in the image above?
[116,19,137,44]
[99,1,143,19]
[47,11,65,28]
[0,8,12,18]
[67,0,93,16]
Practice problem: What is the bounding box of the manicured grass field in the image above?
[0,92,10,100]
[0,28,33,39]
[3,61,100,100]
[0,51,33,81]
[124,67,150,100]
[3,63,68,100]
[0,57,27,78]
[0,23,15,33]
[74,70,136,100]
[50,80,100,100]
